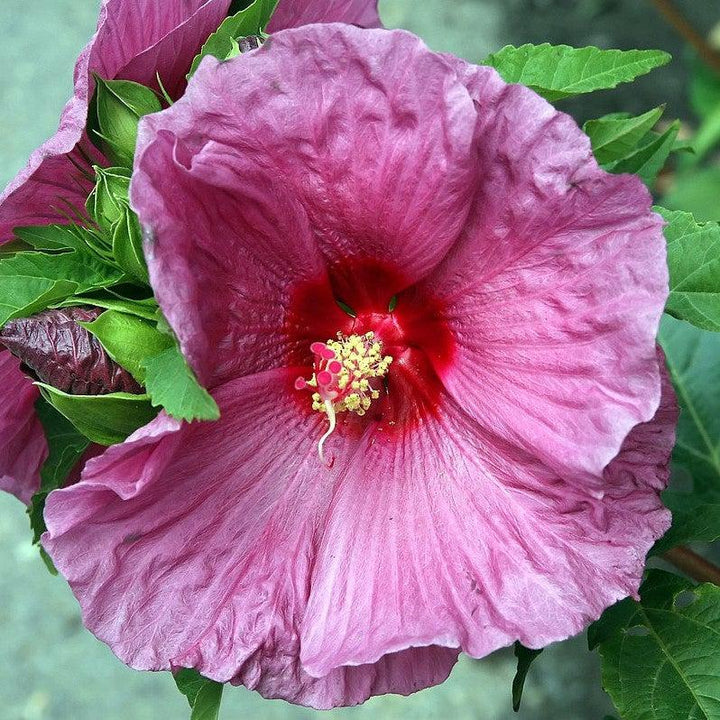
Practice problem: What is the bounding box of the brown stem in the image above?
[650,0,720,75]
[663,546,720,586]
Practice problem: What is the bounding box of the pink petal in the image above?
[268,0,381,31]
[300,376,675,676]
[132,26,479,382]
[0,0,232,241]
[416,61,668,482]
[42,370,457,708]
[0,350,47,504]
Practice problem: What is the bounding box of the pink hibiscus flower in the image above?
[0,0,380,503]
[42,25,675,709]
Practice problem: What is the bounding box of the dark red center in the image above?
[286,259,455,436]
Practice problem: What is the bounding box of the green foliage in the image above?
[584,107,665,165]
[81,309,218,422]
[87,166,131,232]
[0,231,124,326]
[56,294,159,320]
[664,168,720,222]
[653,504,720,555]
[188,0,278,75]
[659,208,720,333]
[37,383,158,446]
[511,642,543,712]
[80,310,174,383]
[27,398,90,545]
[86,166,149,281]
[174,669,224,720]
[92,77,162,166]
[610,121,679,186]
[590,570,720,720]
[659,316,720,506]
[483,44,671,102]
[142,346,220,422]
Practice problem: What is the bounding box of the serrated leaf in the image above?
[512,642,543,712]
[653,503,720,555]
[483,44,671,102]
[591,570,720,720]
[37,383,157,445]
[141,346,219,422]
[81,310,173,383]
[664,167,720,223]
[659,316,720,504]
[584,106,664,165]
[174,669,223,720]
[188,0,278,76]
[93,77,162,166]
[27,398,90,545]
[658,208,720,332]
[0,249,123,326]
[608,121,679,186]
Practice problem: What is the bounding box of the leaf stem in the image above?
[664,546,720,586]
[650,0,720,75]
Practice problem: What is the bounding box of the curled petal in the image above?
[43,370,457,708]
[0,350,46,504]
[416,61,668,482]
[268,0,382,31]
[300,368,675,676]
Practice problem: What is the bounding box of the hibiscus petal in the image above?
[268,0,382,31]
[300,374,675,676]
[0,0,232,241]
[42,370,457,708]
[132,26,479,381]
[417,61,668,482]
[0,350,47,504]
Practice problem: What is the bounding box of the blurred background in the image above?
[1,1,718,718]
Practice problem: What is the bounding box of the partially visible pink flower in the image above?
[0,350,46,503]
[43,25,674,709]
[0,0,381,241]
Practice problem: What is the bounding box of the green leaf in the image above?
[57,294,159,320]
[608,121,679,186]
[512,642,543,712]
[690,57,720,121]
[584,106,664,165]
[174,669,224,720]
[93,77,162,166]
[191,682,223,720]
[483,44,671,102]
[27,398,90,545]
[15,224,95,254]
[141,346,220,422]
[591,570,720,720]
[664,167,720,223]
[659,316,720,504]
[111,206,149,282]
[188,0,278,75]
[80,310,173,383]
[0,249,123,326]
[37,383,158,445]
[653,504,720,555]
[658,208,720,333]
[86,166,131,232]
